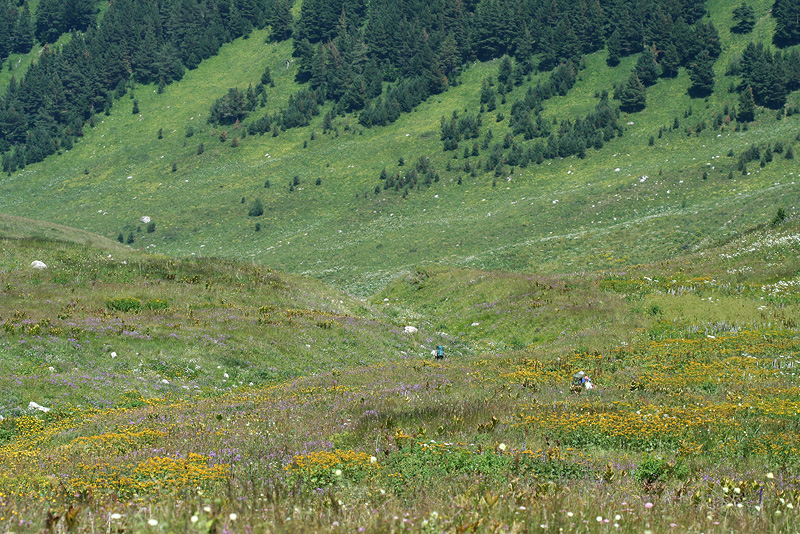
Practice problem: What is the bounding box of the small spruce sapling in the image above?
[772,208,787,225]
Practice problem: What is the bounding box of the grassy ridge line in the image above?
[0,213,127,250]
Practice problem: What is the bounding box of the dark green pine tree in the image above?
[294,0,340,43]
[12,1,35,53]
[660,42,681,77]
[34,0,63,43]
[759,59,788,108]
[438,32,461,80]
[497,56,512,86]
[732,2,756,33]
[472,0,515,60]
[618,72,646,112]
[63,0,97,34]
[737,85,756,122]
[554,16,581,65]
[237,0,265,30]
[363,57,382,98]
[669,18,694,66]
[740,42,788,107]
[132,29,160,83]
[0,0,16,60]
[688,50,715,97]
[362,1,394,64]
[606,29,622,66]
[513,24,535,74]
[581,0,606,53]
[634,47,659,86]
[261,66,274,87]
[338,74,367,113]
[155,43,186,84]
[694,22,722,59]
[293,38,314,82]
[168,0,205,69]
[413,39,447,95]
[269,0,293,42]
[773,0,800,46]
[682,0,706,23]
[782,49,800,92]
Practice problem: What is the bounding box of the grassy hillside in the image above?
[1,214,799,532]
[1,1,799,531]
[0,224,454,413]
[1,0,798,295]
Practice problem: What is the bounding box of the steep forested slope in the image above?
[0,0,798,293]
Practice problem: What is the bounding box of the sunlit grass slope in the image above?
[0,221,456,415]
[0,214,798,532]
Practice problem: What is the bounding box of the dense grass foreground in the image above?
[0,217,799,532]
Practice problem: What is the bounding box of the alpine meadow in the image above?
[1,0,800,530]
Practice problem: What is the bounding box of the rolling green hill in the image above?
[1,0,800,530]
[0,208,798,532]
[0,0,797,295]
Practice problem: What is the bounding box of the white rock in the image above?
[140,216,151,224]
[110,352,117,358]
[31,260,47,269]
[161,379,170,384]
[403,326,418,334]
[28,401,51,412]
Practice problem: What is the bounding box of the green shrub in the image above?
[0,426,15,445]
[106,297,143,313]
[248,198,264,217]
[633,455,686,484]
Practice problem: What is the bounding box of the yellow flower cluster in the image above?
[287,449,376,473]
[68,453,229,499]
[515,402,737,447]
[71,428,167,455]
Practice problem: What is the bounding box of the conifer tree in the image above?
[634,48,659,86]
[293,38,314,82]
[269,0,293,41]
[0,0,14,60]
[737,85,756,122]
[497,56,512,86]
[618,72,646,112]
[732,2,756,33]
[261,66,274,87]
[660,42,681,77]
[34,0,62,43]
[688,50,715,97]
[514,24,535,74]
[606,30,622,66]
[773,0,800,46]
[12,2,35,53]
[64,0,97,34]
